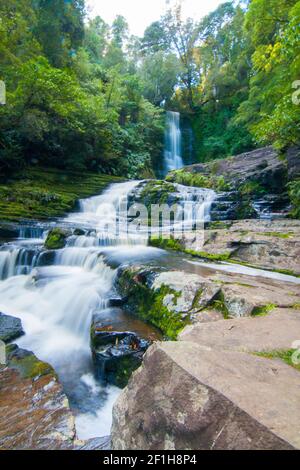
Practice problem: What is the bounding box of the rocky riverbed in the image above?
[0,150,299,450]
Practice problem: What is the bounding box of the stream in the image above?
[0,179,298,440]
[0,180,216,439]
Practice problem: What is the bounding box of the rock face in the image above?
[179,308,300,353]
[0,313,24,343]
[183,147,286,191]
[0,345,76,450]
[117,266,221,338]
[112,254,300,450]
[166,146,293,220]
[186,219,300,275]
[111,341,300,450]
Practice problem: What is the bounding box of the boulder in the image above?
[0,345,76,450]
[111,341,300,450]
[44,228,70,250]
[184,219,300,275]
[179,308,300,353]
[0,313,24,343]
[117,266,221,339]
[91,309,150,388]
[92,329,149,389]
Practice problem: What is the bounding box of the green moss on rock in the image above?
[0,167,120,221]
[45,228,69,250]
[117,268,189,340]
[255,349,300,372]
[6,344,55,379]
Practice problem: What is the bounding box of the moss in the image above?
[252,304,276,317]
[118,268,188,340]
[207,221,233,230]
[209,291,230,319]
[6,345,54,379]
[0,167,120,221]
[149,236,232,262]
[139,180,178,215]
[254,349,300,372]
[45,228,69,250]
[262,232,293,239]
[185,249,232,262]
[292,303,300,310]
[165,170,231,191]
[238,180,267,196]
[149,236,184,252]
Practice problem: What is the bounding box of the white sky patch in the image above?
[86,0,224,36]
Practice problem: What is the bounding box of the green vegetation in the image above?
[6,344,54,379]
[239,181,267,197]
[44,228,69,250]
[288,180,300,219]
[255,349,300,372]
[262,232,293,239]
[1,1,299,184]
[166,170,231,191]
[252,304,276,317]
[0,167,120,220]
[118,268,188,340]
[207,221,233,230]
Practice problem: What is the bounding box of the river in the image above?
[0,179,217,439]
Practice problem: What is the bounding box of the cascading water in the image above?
[0,179,217,439]
[163,111,184,176]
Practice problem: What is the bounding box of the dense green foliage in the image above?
[0,167,119,220]
[0,1,164,178]
[0,0,299,180]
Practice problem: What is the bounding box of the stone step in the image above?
[112,341,300,450]
[179,308,300,352]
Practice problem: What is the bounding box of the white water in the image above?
[0,181,147,439]
[163,111,183,175]
[0,179,217,439]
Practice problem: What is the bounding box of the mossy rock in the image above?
[6,344,55,379]
[117,267,189,340]
[45,228,70,250]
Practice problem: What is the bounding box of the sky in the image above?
[86,0,225,37]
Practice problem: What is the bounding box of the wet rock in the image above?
[0,313,24,343]
[44,228,70,250]
[75,436,111,450]
[91,326,149,388]
[117,266,221,339]
[91,314,150,388]
[0,222,19,239]
[0,345,76,450]
[111,342,300,450]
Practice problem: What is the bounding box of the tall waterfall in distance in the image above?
[163,111,183,176]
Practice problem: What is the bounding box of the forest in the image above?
[0,0,299,181]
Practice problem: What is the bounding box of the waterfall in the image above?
[163,111,183,176]
[0,178,217,440]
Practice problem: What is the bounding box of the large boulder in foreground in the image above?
[0,345,76,450]
[111,341,300,450]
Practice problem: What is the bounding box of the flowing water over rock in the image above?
[0,178,299,444]
[163,111,183,176]
[0,180,217,439]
